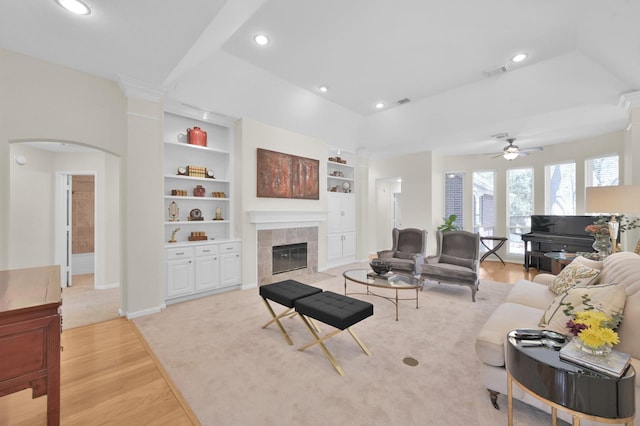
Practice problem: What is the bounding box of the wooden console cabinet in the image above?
[0,265,62,425]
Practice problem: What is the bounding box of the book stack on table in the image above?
[559,342,631,378]
[367,271,399,281]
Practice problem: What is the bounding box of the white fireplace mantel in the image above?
[249,210,327,226]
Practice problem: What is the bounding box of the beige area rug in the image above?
[134,264,558,426]
[61,275,121,329]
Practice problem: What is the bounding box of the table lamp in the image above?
[585,185,640,253]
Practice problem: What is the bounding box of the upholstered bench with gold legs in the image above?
[259,280,322,345]
[294,291,373,376]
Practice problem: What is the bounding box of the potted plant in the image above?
[437,214,461,232]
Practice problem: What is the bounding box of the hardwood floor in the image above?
[0,319,198,426]
[0,260,535,425]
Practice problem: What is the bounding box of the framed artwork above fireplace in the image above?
[257,148,319,200]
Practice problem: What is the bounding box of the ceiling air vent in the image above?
[490,132,509,140]
[483,65,508,78]
[396,97,410,105]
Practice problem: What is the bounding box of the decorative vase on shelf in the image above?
[573,337,612,356]
[592,235,611,258]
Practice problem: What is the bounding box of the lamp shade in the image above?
[585,185,640,215]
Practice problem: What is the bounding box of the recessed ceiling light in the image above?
[375,102,385,109]
[254,34,270,46]
[319,85,328,93]
[55,0,91,15]
[511,53,527,63]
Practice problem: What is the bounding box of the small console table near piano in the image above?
[0,265,62,426]
[480,236,507,264]
[506,330,635,426]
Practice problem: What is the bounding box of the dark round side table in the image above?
[506,330,635,425]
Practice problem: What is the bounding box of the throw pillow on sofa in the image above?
[539,283,626,334]
[572,255,603,271]
[548,261,600,295]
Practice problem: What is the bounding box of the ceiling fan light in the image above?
[511,53,527,63]
[55,0,91,15]
[503,151,519,160]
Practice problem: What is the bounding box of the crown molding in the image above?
[117,75,164,102]
[620,91,640,112]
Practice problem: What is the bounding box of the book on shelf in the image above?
[559,342,631,378]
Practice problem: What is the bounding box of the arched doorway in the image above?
[9,140,122,328]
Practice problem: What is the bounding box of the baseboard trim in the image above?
[95,282,120,290]
[126,306,163,319]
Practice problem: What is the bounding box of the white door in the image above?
[342,232,357,257]
[195,254,219,291]
[220,252,241,286]
[167,258,194,297]
[327,193,343,234]
[342,195,356,232]
[327,233,343,261]
[54,174,73,287]
[393,192,402,228]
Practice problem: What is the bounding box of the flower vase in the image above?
[573,337,612,356]
[592,235,611,258]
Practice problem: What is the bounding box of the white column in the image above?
[118,76,166,317]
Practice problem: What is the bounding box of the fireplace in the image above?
[272,243,308,275]
[257,226,319,285]
[250,211,326,285]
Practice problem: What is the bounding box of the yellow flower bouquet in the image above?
[566,310,620,355]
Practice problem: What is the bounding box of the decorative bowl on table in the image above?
[370,259,391,275]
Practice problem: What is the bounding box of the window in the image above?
[444,172,464,229]
[473,171,495,238]
[545,162,576,215]
[586,155,619,187]
[507,168,533,254]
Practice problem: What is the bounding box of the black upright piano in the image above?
[521,215,596,271]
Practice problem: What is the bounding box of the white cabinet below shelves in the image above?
[328,193,356,233]
[167,247,195,298]
[194,245,220,291]
[327,232,356,261]
[220,247,241,286]
[327,192,356,264]
[165,240,241,303]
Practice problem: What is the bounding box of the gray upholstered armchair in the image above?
[420,230,480,301]
[376,228,428,275]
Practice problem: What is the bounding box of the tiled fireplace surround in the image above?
[257,227,318,285]
[250,211,325,286]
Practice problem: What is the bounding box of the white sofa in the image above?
[475,251,640,425]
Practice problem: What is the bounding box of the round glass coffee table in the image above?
[343,269,421,321]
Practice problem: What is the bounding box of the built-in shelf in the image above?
[327,150,355,193]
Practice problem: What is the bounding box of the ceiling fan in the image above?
[490,137,543,160]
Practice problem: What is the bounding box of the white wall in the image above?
[237,118,328,286]
[8,144,121,288]
[0,48,126,271]
[8,145,55,268]
[367,152,438,256]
